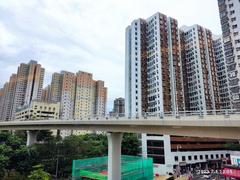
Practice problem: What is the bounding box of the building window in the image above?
[230,10,235,15]
[188,156,192,161]
[175,156,178,162]
[200,155,203,160]
[231,17,236,22]
[182,156,186,161]
[194,155,198,160]
[205,155,209,160]
[232,24,237,29]
[211,154,214,159]
[216,154,219,159]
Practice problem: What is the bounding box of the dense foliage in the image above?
[0,131,140,179]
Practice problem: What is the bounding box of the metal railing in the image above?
[16,109,240,122]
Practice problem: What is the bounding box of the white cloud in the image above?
[0,0,222,111]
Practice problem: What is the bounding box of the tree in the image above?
[27,165,50,180]
[122,133,141,156]
[3,170,25,180]
[0,132,38,178]
[37,130,54,142]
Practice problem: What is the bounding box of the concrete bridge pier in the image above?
[26,130,38,146]
[107,132,123,180]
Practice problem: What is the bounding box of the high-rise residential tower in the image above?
[94,80,107,117]
[125,12,185,117]
[12,60,45,120]
[125,12,186,174]
[110,97,125,117]
[51,71,76,120]
[0,74,17,121]
[125,12,231,175]
[217,0,240,109]
[213,36,232,109]
[41,85,51,102]
[180,25,220,112]
[50,73,63,103]
[49,70,107,136]
[74,71,96,119]
[0,61,45,121]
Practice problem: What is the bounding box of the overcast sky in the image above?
[0,0,222,111]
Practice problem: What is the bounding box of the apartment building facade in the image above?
[50,71,107,120]
[125,12,234,175]
[125,12,184,117]
[180,25,220,112]
[74,71,96,119]
[49,71,107,136]
[213,36,232,109]
[125,12,186,175]
[12,60,45,120]
[110,97,125,117]
[41,85,51,102]
[94,80,107,117]
[217,0,240,109]
[0,61,45,121]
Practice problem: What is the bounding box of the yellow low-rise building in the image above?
[15,101,60,120]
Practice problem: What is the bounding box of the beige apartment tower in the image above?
[41,85,51,102]
[0,60,44,121]
[74,71,96,119]
[12,60,45,120]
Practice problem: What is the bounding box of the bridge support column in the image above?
[26,130,38,146]
[107,132,123,180]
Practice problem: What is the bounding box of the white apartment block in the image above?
[125,12,185,176]
[125,12,184,117]
[213,36,232,109]
[125,12,236,176]
[218,0,240,109]
[180,25,220,112]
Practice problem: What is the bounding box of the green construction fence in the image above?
[72,155,153,180]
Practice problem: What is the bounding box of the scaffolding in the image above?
[72,155,153,180]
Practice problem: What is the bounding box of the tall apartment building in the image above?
[110,97,125,117]
[125,12,185,175]
[50,70,107,136]
[74,71,95,119]
[125,12,184,117]
[50,71,107,120]
[217,0,240,109]
[0,60,44,121]
[94,80,107,117]
[0,88,3,120]
[213,36,232,109]
[51,71,76,120]
[12,60,45,120]
[180,25,220,112]
[125,12,233,175]
[50,73,62,103]
[0,74,17,121]
[0,83,9,121]
[41,85,51,102]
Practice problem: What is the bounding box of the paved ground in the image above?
[192,174,225,180]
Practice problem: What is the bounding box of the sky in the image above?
[0,0,222,111]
